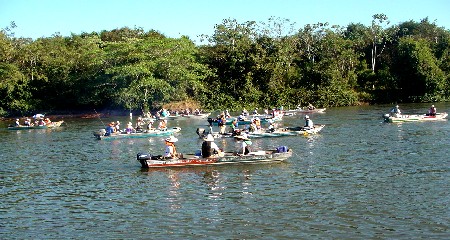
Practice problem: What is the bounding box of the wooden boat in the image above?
[383,113,448,123]
[93,127,181,140]
[137,147,292,168]
[247,125,325,138]
[7,120,65,130]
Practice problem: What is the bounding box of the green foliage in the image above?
[0,16,449,116]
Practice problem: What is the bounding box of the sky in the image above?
[1,0,449,44]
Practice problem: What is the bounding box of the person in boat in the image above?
[105,122,115,136]
[218,114,227,134]
[307,103,316,110]
[201,134,223,158]
[146,119,154,130]
[303,115,314,130]
[267,119,275,132]
[37,118,46,126]
[14,119,20,127]
[158,119,167,130]
[390,105,401,117]
[229,118,239,133]
[44,118,52,125]
[234,134,252,155]
[164,136,178,159]
[225,110,231,119]
[136,117,144,131]
[24,118,31,126]
[126,122,134,134]
[427,105,436,116]
[253,108,258,115]
[242,108,249,116]
[115,121,120,132]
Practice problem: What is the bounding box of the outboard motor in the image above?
[276,146,289,153]
[137,152,151,160]
[196,128,206,138]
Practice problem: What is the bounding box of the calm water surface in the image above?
[1,103,449,239]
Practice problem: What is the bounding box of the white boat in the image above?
[383,112,448,123]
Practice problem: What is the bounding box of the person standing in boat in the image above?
[303,115,314,130]
[427,105,436,116]
[234,134,252,155]
[164,136,178,159]
[201,134,223,158]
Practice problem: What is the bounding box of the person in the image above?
[234,133,252,155]
[164,136,178,159]
[37,118,46,126]
[229,119,239,133]
[201,134,223,158]
[304,115,314,129]
[136,117,144,130]
[126,122,134,133]
[44,118,52,125]
[115,121,120,132]
[218,115,227,134]
[105,122,115,136]
[14,119,20,127]
[427,105,436,116]
[307,103,316,110]
[24,118,31,126]
[158,119,167,130]
[390,105,401,116]
[267,119,275,132]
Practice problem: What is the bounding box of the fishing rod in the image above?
[94,109,106,127]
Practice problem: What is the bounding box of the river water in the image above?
[1,103,449,239]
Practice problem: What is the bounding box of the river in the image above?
[1,103,449,239]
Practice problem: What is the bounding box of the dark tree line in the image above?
[1,15,449,116]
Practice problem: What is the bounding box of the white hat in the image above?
[203,134,215,141]
[305,115,310,119]
[165,136,178,143]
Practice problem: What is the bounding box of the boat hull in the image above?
[7,121,64,130]
[93,127,181,140]
[383,113,448,123]
[137,148,293,168]
[246,125,325,138]
[283,108,326,115]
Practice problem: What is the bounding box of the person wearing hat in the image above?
[427,105,436,116]
[234,133,251,155]
[202,134,223,158]
[14,119,20,127]
[164,136,178,159]
[390,105,401,117]
[303,115,314,129]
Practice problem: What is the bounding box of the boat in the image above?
[283,107,326,115]
[93,127,181,140]
[195,125,324,139]
[136,146,292,168]
[383,113,448,123]
[7,120,65,130]
[247,125,325,138]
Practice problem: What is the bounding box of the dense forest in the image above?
[1,14,449,116]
